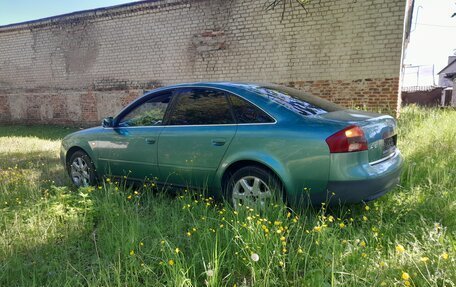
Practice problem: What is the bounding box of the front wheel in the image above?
[68,150,97,187]
[224,165,283,209]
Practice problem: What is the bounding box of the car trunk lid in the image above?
[316,110,398,164]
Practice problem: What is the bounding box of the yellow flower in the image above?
[365,205,370,211]
[168,259,174,266]
[106,178,111,183]
[379,261,387,268]
[362,216,368,221]
[361,253,367,257]
[160,240,165,245]
[175,248,180,254]
[139,242,144,247]
[339,223,345,228]
[127,195,132,200]
[313,226,322,232]
[129,250,135,256]
[420,256,429,263]
[280,236,286,241]
[396,244,405,253]
[328,215,334,222]
[380,281,387,286]
[360,241,366,247]
[278,261,284,267]
[287,212,291,218]
[401,271,410,280]
[441,252,449,260]
[186,232,192,237]
[274,221,281,226]
[298,248,304,254]
[404,280,411,287]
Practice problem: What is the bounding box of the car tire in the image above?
[224,165,284,209]
[67,150,97,187]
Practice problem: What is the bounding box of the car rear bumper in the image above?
[310,149,403,205]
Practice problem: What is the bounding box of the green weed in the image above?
[0,107,455,286]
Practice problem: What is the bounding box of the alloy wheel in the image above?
[70,156,91,187]
[231,176,272,208]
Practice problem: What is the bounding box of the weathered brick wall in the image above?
[0,0,406,125]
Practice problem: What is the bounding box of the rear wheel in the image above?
[224,165,283,209]
[68,151,97,187]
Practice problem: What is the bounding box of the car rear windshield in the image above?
[252,85,344,116]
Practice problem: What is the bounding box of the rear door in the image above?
[157,87,237,188]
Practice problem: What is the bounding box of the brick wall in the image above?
[0,0,407,125]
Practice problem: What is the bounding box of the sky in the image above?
[0,0,139,25]
[1,0,455,85]
[403,0,456,86]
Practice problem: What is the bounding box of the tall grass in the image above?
[0,106,455,286]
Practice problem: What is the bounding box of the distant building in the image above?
[438,56,456,87]
[437,56,456,106]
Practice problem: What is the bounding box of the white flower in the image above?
[251,253,260,262]
[206,269,214,277]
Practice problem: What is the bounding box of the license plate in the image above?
[383,137,395,154]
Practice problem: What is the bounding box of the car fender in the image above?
[214,151,293,198]
[61,135,98,171]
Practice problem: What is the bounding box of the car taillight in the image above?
[325,125,368,153]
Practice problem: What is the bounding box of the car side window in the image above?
[229,95,275,124]
[118,93,172,127]
[167,88,235,125]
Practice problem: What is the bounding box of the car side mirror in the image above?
[102,117,114,128]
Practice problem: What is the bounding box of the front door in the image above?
[97,92,173,181]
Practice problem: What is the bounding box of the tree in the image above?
[265,0,313,20]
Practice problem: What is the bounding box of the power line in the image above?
[416,22,456,28]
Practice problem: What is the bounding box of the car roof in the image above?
[149,81,276,92]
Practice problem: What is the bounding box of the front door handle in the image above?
[211,138,226,146]
[145,138,156,144]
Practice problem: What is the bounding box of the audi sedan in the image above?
[61,82,403,207]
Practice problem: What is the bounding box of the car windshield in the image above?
[251,85,344,116]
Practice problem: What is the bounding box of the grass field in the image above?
[0,106,455,286]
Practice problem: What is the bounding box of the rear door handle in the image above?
[145,138,156,144]
[211,138,226,146]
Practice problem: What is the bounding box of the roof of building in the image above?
[401,85,441,92]
[438,58,456,76]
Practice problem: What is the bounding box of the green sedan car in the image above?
[61,82,403,207]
